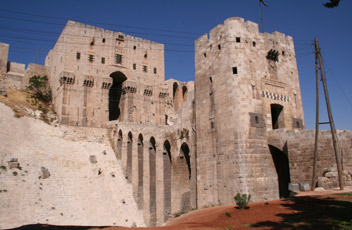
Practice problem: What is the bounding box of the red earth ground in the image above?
[10,188,352,230]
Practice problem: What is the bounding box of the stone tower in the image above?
[45,20,166,127]
[195,17,304,205]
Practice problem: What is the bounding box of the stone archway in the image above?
[137,134,144,210]
[163,140,172,222]
[116,130,123,159]
[109,71,127,121]
[269,144,291,198]
[149,137,157,226]
[126,131,133,183]
[173,143,191,212]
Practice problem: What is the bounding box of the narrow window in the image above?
[88,54,94,63]
[133,45,136,50]
[253,41,256,47]
[154,68,157,74]
[76,52,81,60]
[218,44,221,50]
[133,63,136,70]
[90,39,95,46]
[102,38,105,43]
[255,116,259,124]
[117,35,124,41]
[236,37,241,43]
[101,57,105,64]
[144,53,148,58]
[115,54,122,64]
[143,65,148,72]
[232,67,238,74]
[204,53,207,57]
[211,121,214,129]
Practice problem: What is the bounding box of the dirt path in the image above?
[9,188,352,230]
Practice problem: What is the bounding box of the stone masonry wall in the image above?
[268,129,352,189]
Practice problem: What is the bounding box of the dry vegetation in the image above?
[0,89,55,124]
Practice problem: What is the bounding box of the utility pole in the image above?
[311,41,320,190]
[312,37,344,190]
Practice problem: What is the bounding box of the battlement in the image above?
[196,17,294,53]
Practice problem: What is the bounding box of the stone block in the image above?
[325,172,338,178]
[288,183,300,192]
[90,155,97,164]
[40,167,50,179]
[299,183,310,192]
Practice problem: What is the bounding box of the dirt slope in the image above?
[0,102,145,229]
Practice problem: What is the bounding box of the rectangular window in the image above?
[88,54,94,63]
[76,52,81,60]
[115,54,122,64]
[154,67,157,74]
[236,37,241,43]
[142,65,148,72]
[232,67,238,74]
[101,57,105,64]
[133,63,136,70]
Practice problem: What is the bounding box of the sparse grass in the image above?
[12,171,18,176]
[225,212,232,217]
[0,165,6,171]
[173,210,188,217]
[224,226,233,230]
[333,193,352,196]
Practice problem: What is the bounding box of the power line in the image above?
[0,8,202,36]
[323,59,352,110]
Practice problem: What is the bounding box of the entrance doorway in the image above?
[109,71,127,120]
[271,104,284,129]
[269,145,290,198]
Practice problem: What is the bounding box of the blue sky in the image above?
[1,0,351,130]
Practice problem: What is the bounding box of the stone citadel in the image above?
[0,17,351,226]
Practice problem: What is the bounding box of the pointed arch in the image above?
[163,140,172,222]
[182,85,188,102]
[269,144,291,198]
[116,130,123,159]
[137,133,144,209]
[149,136,157,226]
[126,131,133,183]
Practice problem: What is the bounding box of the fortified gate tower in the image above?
[195,17,305,206]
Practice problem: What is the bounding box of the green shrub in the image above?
[234,193,251,209]
[27,75,51,104]
[225,212,232,217]
[173,210,187,217]
[12,171,18,176]
[0,165,6,171]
